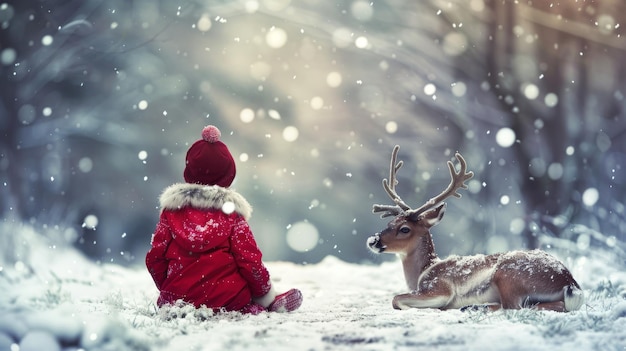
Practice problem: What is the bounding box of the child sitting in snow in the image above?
[146,125,302,314]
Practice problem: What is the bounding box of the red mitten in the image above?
[268,289,303,313]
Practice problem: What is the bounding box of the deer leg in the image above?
[493,271,534,310]
[460,303,501,312]
[532,301,566,312]
[392,291,452,310]
[494,281,524,310]
[498,287,568,311]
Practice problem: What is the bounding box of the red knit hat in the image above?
[184,125,236,187]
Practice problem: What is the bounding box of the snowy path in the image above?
[1,231,626,351]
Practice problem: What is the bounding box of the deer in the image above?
[367,145,584,312]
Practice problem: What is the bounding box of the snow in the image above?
[1,224,626,351]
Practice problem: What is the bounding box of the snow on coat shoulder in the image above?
[159,183,252,220]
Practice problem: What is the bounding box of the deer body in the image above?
[368,146,583,312]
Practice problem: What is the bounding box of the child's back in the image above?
[146,125,302,314]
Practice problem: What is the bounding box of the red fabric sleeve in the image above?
[145,214,172,290]
[229,218,272,298]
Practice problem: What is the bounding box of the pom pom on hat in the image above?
[202,125,221,143]
[184,125,236,187]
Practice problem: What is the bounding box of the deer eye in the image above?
[399,226,411,234]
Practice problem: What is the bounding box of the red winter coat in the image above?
[145,183,272,311]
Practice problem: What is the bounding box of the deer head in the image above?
[367,145,474,256]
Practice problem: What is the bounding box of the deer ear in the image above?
[420,203,446,227]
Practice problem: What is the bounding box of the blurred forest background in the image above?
[1,0,625,266]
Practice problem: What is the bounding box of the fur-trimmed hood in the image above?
[159,183,252,220]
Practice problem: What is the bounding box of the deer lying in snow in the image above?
[367,146,584,312]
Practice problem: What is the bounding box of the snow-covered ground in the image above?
[1,224,626,351]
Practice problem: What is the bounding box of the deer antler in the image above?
[372,145,411,218]
[372,145,474,219]
[405,152,474,219]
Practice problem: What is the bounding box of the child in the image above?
[146,125,302,314]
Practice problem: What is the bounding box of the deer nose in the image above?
[367,233,385,253]
[367,234,379,246]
